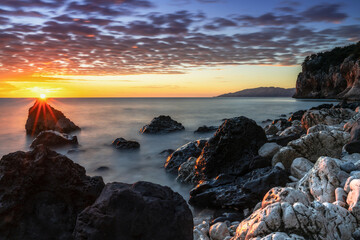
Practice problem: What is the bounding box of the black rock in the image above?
[262,119,272,123]
[279,114,287,117]
[353,229,360,240]
[73,181,193,240]
[344,119,360,154]
[310,103,333,110]
[194,116,267,180]
[271,118,291,130]
[340,162,357,173]
[30,130,78,148]
[0,145,104,240]
[288,110,306,122]
[268,133,302,146]
[164,139,207,174]
[189,166,289,210]
[25,100,80,136]
[140,115,185,134]
[211,212,244,225]
[159,149,175,157]
[194,125,218,133]
[95,166,110,172]
[112,138,140,149]
[334,100,360,111]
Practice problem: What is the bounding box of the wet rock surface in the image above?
[73,181,193,240]
[30,130,78,148]
[112,137,140,149]
[0,145,104,240]
[25,100,80,136]
[140,115,185,134]
[194,125,218,133]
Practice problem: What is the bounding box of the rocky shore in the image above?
[3,99,360,239]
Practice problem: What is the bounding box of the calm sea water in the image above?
[0,97,336,199]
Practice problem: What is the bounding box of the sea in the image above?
[0,97,336,199]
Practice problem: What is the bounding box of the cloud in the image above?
[301,4,347,23]
[204,17,237,30]
[234,13,301,26]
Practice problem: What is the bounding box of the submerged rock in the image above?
[194,125,218,133]
[73,181,193,240]
[25,100,80,136]
[0,145,104,240]
[112,137,140,149]
[194,116,267,180]
[30,130,78,148]
[140,115,185,134]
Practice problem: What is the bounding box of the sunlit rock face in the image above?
[140,115,185,134]
[194,116,267,180]
[301,108,355,130]
[25,100,80,136]
[0,145,104,240]
[73,181,193,240]
[30,130,78,148]
[293,42,360,100]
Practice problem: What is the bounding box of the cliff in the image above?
[293,41,360,100]
[217,87,295,97]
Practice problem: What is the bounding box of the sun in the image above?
[40,94,46,99]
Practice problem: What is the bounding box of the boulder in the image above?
[195,116,267,180]
[112,137,140,149]
[73,181,193,240]
[165,139,207,174]
[297,157,343,203]
[290,157,314,180]
[347,179,360,222]
[25,100,80,136]
[209,222,230,240]
[279,125,304,137]
[30,130,78,148]
[345,118,360,154]
[140,115,185,134]
[261,187,310,209]
[258,142,281,158]
[177,157,197,183]
[194,125,218,133]
[272,130,350,170]
[301,108,355,130]
[309,103,334,110]
[264,125,279,136]
[306,124,342,134]
[288,110,306,122]
[272,119,291,131]
[0,145,104,240]
[189,166,289,210]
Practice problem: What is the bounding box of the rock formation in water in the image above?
[140,115,185,134]
[217,87,295,97]
[25,100,80,136]
[294,41,360,100]
[30,130,78,148]
[112,137,140,149]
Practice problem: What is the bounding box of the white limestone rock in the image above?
[209,222,230,240]
[306,124,342,134]
[301,108,355,130]
[290,157,314,179]
[258,143,281,158]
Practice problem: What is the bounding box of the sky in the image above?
[0,0,359,97]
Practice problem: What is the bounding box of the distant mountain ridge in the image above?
[217,87,296,97]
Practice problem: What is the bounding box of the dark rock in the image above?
[73,181,193,240]
[194,125,218,133]
[272,118,291,131]
[288,110,306,122]
[334,100,360,111]
[95,166,110,172]
[25,100,80,136]
[211,212,244,225]
[262,119,272,123]
[340,162,357,173]
[268,133,302,146]
[189,166,289,210]
[353,229,360,240]
[165,139,207,174]
[67,149,86,154]
[345,141,360,154]
[159,149,175,157]
[345,119,360,154]
[112,137,140,149]
[279,114,287,117]
[30,130,78,148]
[0,145,104,240]
[140,115,185,134]
[194,116,267,180]
[310,103,334,110]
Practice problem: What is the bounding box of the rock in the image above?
[264,124,279,135]
[340,162,357,173]
[165,140,207,174]
[112,137,140,149]
[189,166,289,210]
[309,103,334,110]
[279,126,304,137]
[234,201,357,240]
[0,145,104,240]
[301,108,355,130]
[159,149,175,157]
[267,134,302,146]
[211,212,244,225]
[297,157,343,203]
[140,115,185,134]
[274,162,285,170]
[272,118,291,131]
[353,229,360,240]
[289,176,299,182]
[258,142,281,158]
[272,130,350,170]
[290,157,314,179]
[95,166,110,172]
[344,118,360,154]
[279,114,287,117]
[250,232,306,240]
[30,130,78,148]
[344,177,354,193]
[261,187,310,209]
[194,125,218,133]
[209,222,230,240]
[74,181,193,240]
[195,116,267,180]
[306,124,342,134]
[25,100,80,135]
[288,110,306,122]
[335,187,347,202]
[177,157,197,183]
[347,179,360,222]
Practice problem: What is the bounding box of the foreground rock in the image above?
[272,130,350,169]
[165,139,207,174]
[345,118,360,154]
[25,100,80,136]
[112,137,140,149]
[0,145,104,240]
[30,130,78,148]
[74,181,193,240]
[195,116,267,180]
[140,115,185,134]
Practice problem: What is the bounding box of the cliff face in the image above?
[294,42,360,100]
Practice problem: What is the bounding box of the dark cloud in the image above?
[276,7,296,12]
[301,4,347,23]
[0,0,60,9]
[235,13,301,26]
[0,8,46,17]
[204,17,237,30]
